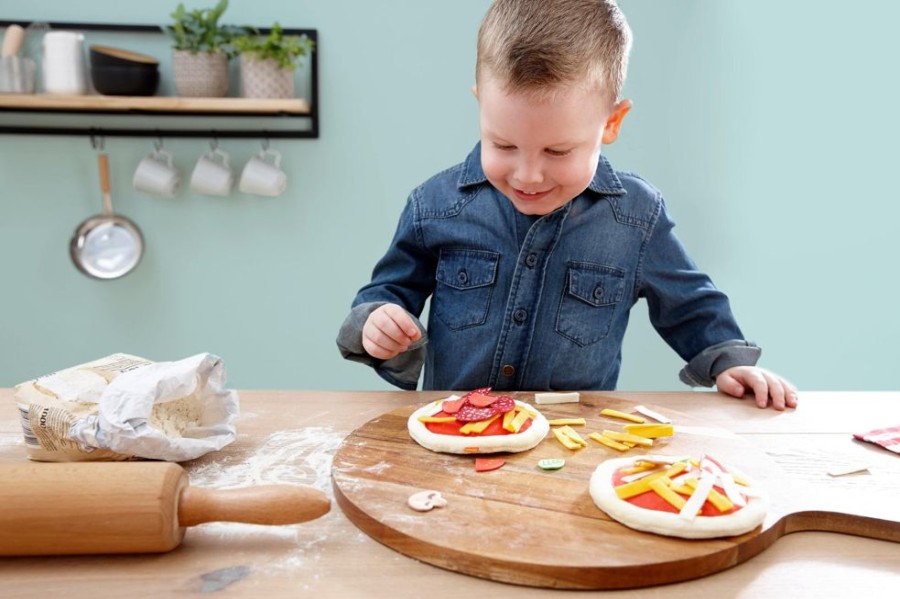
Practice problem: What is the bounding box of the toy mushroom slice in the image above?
[407,490,448,512]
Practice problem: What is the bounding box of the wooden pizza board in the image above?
[331,394,900,589]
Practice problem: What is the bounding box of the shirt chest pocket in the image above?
[556,262,626,346]
[434,249,499,331]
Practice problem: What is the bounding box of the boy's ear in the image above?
[471,84,478,99]
[602,99,632,144]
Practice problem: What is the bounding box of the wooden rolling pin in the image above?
[0,462,331,556]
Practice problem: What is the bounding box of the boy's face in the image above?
[477,76,630,216]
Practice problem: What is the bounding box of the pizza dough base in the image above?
[590,456,769,539]
[408,399,550,454]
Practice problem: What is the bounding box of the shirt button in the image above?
[592,284,604,300]
[525,253,538,267]
[457,270,469,285]
[501,364,515,377]
[513,308,528,323]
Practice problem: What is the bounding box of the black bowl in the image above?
[89,45,159,69]
[91,65,160,96]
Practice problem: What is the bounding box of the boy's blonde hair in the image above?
[476,0,632,102]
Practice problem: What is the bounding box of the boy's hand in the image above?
[715,366,798,411]
[362,303,422,360]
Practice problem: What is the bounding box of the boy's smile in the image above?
[476,76,630,216]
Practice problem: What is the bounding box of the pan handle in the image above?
[97,152,113,215]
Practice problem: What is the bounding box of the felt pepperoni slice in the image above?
[441,396,468,414]
[456,405,496,422]
[490,395,516,414]
[475,457,506,472]
[468,391,499,408]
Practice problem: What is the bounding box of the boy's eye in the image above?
[546,148,572,157]
[493,143,516,151]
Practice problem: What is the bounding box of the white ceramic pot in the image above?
[239,55,294,99]
[172,50,229,97]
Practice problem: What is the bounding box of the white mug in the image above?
[42,31,88,95]
[133,149,181,197]
[190,147,234,196]
[239,148,287,197]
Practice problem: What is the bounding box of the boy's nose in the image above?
[514,157,544,185]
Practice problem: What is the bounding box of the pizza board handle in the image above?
[773,487,900,542]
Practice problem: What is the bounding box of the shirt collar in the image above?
[458,142,626,196]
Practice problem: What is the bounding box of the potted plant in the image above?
[165,0,248,97]
[234,23,315,99]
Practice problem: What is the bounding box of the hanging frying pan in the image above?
[70,153,144,280]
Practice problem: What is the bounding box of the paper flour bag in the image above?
[14,353,239,462]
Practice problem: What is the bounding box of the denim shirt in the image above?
[337,143,760,391]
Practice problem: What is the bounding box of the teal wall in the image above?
[1,1,897,392]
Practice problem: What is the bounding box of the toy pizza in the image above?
[407,388,550,454]
[590,454,769,539]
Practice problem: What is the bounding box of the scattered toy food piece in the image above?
[634,405,671,424]
[547,418,587,426]
[534,392,580,405]
[475,457,506,472]
[538,458,566,471]
[407,490,448,512]
[600,408,646,424]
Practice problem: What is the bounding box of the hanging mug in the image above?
[190,144,234,197]
[133,143,181,197]
[239,146,287,197]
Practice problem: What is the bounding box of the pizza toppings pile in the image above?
[612,454,760,521]
[548,406,675,452]
[591,453,769,538]
[417,388,536,437]
[407,390,550,455]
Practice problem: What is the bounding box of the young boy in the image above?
[337,0,797,410]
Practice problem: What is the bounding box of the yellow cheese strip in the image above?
[558,425,588,447]
[600,408,646,423]
[417,416,458,423]
[502,409,516,431]
[619,461,659,475]
[649,477,687,510]
[601,430,654,447]
[589,432,629,452]
[547,418,587,426]
[459,413,500,435]
[731,472,749,486]
[669,483,695,495]
[663,461,688,478]
[685,477,735,512]
[615,472,670,499]
[507,407,532,433]
[552,427,585,450]
[622,423,674,438]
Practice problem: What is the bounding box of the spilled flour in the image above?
[186,427,369,577]
[189,427,344,494]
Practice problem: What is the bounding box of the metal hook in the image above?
[261,137,270,152]
[154,133,164,152]
[90,132,105,151]
[209,137,219,151]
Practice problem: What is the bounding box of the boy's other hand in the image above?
[362,303,422,360]
[715,366,798,411]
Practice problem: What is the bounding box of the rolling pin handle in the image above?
[178,484,331,527]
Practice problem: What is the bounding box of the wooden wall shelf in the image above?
[0,20,319,139]
[0,95,311,115]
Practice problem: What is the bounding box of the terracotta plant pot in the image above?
[239,55,294,99]
[172,50,229,97]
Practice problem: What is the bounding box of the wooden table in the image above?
[1,389,898,597]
